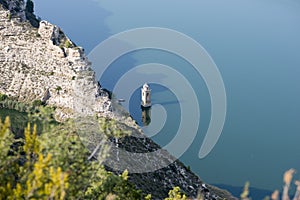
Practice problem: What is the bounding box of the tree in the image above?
[0,118,68,199]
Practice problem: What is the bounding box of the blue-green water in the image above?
[35,0,300,192]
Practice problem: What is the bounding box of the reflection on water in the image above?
[141,107,151,126]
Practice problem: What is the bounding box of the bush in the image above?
[32,99,43,107]
[0,116,145,199]
[165,187,187,200]
[0,93,8,101]
[55,86,62,91]
[64,40,72,48]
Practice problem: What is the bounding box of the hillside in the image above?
[0,0,237,199]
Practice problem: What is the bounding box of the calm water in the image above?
[36,0,300,192]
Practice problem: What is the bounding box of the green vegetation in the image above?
[1,103,199,199]
[0,93,45,113]
[0,112,147,199]
[64,40,72,48]
[55,86,62,95]
[0,97,28,113]
[0,108,28,138]
[7,13,11,20]
[0,93,8,101]
[32,99,43,107]
[1,104,299,199]
[165,187,187,200]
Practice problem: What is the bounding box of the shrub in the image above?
[0,93,8,101]
[55,86,62,91]
[0,116,145,199]
[165,187,187,200]
[64,40,72,48]
[55,86,62,95]
[59,43,64,49]
[32,99,43,107]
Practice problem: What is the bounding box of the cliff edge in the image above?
[0,0,112,121]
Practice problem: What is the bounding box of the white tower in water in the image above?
[141,83,151,108]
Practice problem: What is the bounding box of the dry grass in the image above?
[240,168,300,200]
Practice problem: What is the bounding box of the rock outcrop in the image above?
[0,1,237,199]
[0,0,112,120]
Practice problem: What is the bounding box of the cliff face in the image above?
[0,1,236,199]
[0,0,26,20]
[0,0,112,120]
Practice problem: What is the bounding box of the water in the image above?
[35,0,300,193]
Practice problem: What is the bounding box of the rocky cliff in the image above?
[0,0,112,120]
[0,1,236,199]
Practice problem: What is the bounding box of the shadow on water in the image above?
[158,100,181,106]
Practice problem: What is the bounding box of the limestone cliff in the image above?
[0,0,112,120]
[0,1,236,199]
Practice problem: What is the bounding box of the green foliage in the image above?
[55,86,62,91]
[55,86,62,95]
[0,94,46,113]
[0,117,14,172]
[64,40,72,48]
[145,194,152,200]
[165,187,187,200]
[121,169,129,181]
[99,118,131,138]
[7,13,11,20]
[85,169,143,200]
[0,118,68,199]
[0,115,145,199]
[0,93,8,101]
[59,43,64,49]
[32,99,43,107]
[0,108,29,137]
[29,106,55,129]
[187,165,191,171]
